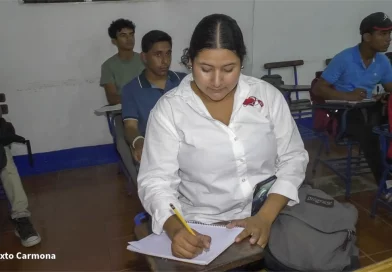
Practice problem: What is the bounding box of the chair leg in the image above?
[127,179,133,196]
[345,143,353,199]
[324,134,330,155]
[371,169,389,217]
[117,162,123,175]
[312,139,324,173]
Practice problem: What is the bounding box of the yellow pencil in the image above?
[170,203,196,236]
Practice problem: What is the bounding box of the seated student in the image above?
[313,12,392,184]
[137,14,309,259]
[100,18,144,104]
[99,19,144,179]
[121,30,186,163]
[0,116,40,247]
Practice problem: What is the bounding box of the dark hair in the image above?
[181,14,247,66]
[141,30,172,53]
[108,19,136,39]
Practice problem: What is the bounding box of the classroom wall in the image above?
[0,0,391,174]
[253,0,392,88]
[0,0,254,158]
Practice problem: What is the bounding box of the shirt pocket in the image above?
[235,109,277,168]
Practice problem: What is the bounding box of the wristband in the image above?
[132,136,144,149]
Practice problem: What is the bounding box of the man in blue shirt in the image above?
[314,12,392,183]
[121,30,186,163]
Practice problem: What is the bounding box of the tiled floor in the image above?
[0,140,392,271]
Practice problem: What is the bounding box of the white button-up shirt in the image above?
[137,73,309,235]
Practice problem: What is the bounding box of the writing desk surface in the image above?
[134,222,264,272]
[313,101,377,110]
[279,85,311,91]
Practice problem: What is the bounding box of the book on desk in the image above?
[127,222,243,265]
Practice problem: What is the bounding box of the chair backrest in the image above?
[313,58,332,86]
[260,74,284,87]
[0,93,7,117]
[263,60,304,85]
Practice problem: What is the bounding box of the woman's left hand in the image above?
[226,214,272,248]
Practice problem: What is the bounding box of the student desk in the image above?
[279,84,311,94]
[94,104,122,139]
[311,100,376,197]
[95,104,137,194]
[133,221,264,272]
[278,84,311,105]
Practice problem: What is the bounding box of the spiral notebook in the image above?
[127,222,244,265]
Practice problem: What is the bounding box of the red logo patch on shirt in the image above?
[243,96,264,107]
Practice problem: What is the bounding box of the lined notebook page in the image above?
[127,223,244,265]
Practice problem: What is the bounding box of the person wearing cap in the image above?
[313,12,392,184]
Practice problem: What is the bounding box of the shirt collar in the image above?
[353,44,375,66]
[176,73,250,97]
[174,73,251,118]
[137,69,180,89]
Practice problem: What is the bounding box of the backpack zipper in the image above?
[341,230,355,251]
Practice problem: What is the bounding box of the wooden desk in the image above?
[134,222,264,272]
[356,257,392,272]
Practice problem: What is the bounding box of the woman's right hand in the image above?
[171,228,211,259]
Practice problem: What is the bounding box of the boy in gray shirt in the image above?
[100,19,144,105]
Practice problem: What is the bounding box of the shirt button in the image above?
[234,137,238,141]
[240,159,244,162]
[242,178,246,182]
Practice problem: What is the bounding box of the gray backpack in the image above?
[266,185,359,272]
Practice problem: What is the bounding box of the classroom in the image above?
[1,0,392,271]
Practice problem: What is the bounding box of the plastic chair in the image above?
[0,96,34,167]
[0,93,33,209]
[105,110,139,195]
[311,104,371,198]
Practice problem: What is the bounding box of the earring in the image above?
[241,66,244,69]
[188,66,193,70]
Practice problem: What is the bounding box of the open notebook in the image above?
[127,222,244,265]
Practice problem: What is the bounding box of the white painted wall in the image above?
[253,0,392,88]
[0,0,391,155]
